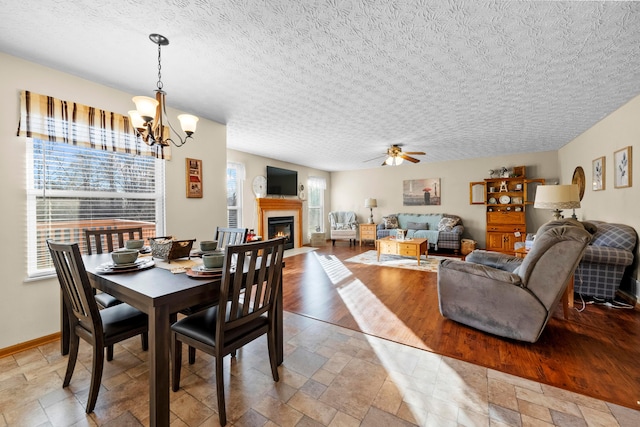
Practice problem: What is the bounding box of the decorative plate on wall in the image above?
[572,166,585,201]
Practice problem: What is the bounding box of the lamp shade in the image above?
[534,185,581,209]
[364,198,377,208]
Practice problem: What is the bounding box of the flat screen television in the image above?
[266,166,298,196]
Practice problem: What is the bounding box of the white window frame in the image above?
[307,176,326,234]
[227,162,245,228]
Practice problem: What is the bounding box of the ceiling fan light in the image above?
[396,156,404,165]
[132,96,158,122]
[385,156,394,165]
[178,114,199,135]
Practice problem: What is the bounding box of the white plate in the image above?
[488,197,497,204]
[110,259,146,269]
[192,265,223,273]
[499,195,511,204]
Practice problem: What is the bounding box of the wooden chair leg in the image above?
[188,346,196,364]
[141,333,148,351]
[172,334,182,392]
[86,344,105,413]
[216,355,226,426]
[267,328,279,382]
[63,332,80,387]
[106,345,114,361]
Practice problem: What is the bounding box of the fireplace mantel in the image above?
[256,198,303,248]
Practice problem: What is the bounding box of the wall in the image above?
[558,93,640,297]
[330,151,559,248]
[0,52,227,349]
[226,149,331,243]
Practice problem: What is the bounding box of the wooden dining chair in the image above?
[84,227,144,309]
[171,237,285,426]
[178,227,249,363]
[47,240,148,413]
[215,227,248,249]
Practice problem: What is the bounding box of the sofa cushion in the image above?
[407,221,428,230]
[438,216,459,231]
[383,215,399,229]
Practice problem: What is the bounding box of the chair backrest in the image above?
[517,221,591,310]
[328,211,357,229]
[47,240,102,337]
[84,227,144,254]
[215,227,248,251]
[216,237,285,349]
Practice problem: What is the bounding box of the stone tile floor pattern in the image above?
[1,311,639,426]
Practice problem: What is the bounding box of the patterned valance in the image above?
[16,90,170,160]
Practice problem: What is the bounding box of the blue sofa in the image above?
[376,213,464,253]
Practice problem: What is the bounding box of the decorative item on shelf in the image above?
[499,195,511,204]
[512,196,523,204]
[515,183,523,191]
[499,181,508,192]
[533,185,580,220]
[488,197,497,204]
[128,34,198,148]
[364,198,377,224]
[500,167,510,178]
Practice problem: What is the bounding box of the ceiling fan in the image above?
[369,144,426,166]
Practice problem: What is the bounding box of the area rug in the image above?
[345,250,449,273]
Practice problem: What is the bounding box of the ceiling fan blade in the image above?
[404,151,426,155]
[364,154,386,162]
[381,159,388,166]
[400,154,420,163]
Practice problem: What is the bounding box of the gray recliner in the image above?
[437,220,592,343]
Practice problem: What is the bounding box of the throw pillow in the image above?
[383,215,399,229]
[437,217,459,232]
[406,221,428,230]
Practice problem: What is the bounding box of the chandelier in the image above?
[128,34,198,147]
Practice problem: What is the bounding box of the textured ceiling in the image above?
[1,1,640,171]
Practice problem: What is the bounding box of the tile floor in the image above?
[1,311,639,426]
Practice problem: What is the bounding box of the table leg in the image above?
[149,306,171,427]
[276,274,283,365]
[562,274,575,319]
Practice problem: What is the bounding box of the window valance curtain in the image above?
[16,90,170,159]
[308,176,326,190]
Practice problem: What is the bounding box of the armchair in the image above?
[329,211,358,246]
[437,220,591,343]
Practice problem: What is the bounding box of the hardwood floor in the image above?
[282,244,640,411]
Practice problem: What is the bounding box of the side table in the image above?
[359,223,377,246]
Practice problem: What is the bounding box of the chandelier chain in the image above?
[156,43,163,91]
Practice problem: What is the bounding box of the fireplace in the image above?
[268,216,295,250]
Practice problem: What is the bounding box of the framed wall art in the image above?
[592,156,605,191]
[614,147,632,188]
[403,178,440,206]
[186,158,203,198]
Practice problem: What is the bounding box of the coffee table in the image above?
[376,236,429,265]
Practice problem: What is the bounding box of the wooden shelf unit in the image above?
[359,223,377,246]
[472,167,544,254]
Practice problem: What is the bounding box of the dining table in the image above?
[73,253,284,427]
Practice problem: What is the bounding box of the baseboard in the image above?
[0,333,60,359]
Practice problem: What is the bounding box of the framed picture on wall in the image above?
[403,178,441,206]
[186,158,203,198]
[592,157,605,191]
[614,147,632,189]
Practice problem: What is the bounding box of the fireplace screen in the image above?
[267,216,294,250]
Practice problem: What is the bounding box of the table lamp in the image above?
[364,198,377,224]
[533,185,580,220]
